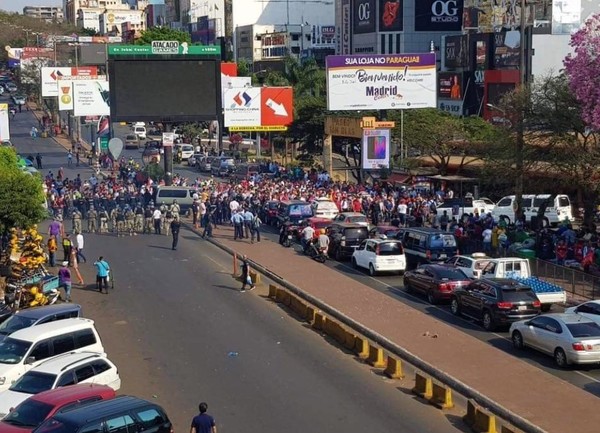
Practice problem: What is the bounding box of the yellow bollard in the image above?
[268,284,278,298]
[429,382,454,409]
[384,356,404,379]
[412,372,433,400]
[306,306,316,323]
[367,345,386,368]
[354,336,369,359]
[313,312,326,330]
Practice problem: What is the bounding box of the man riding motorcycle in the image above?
[300,224,315,252]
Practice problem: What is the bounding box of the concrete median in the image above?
[384,355,404,379]
[412,372,433,400]
[313,311,327,330]
[268,284,278,299]
[354,336,369,359]
[430,382,454,410]
[463,399,498,433]
[367,344,386,368]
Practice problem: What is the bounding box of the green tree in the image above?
[135,27,191,45]
[0,148,46,232]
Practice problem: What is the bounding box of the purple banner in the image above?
[326,53,436,69]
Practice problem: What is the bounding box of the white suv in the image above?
[0,352,120,417]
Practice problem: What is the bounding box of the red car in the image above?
[0,384,116,433]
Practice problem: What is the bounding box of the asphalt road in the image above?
[7,97,468,433]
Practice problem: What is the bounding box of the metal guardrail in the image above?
[532,259,600,300]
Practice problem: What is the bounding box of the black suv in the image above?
[35,396,172,433]
[328,223,369,261]
[276,200,314,227]
[450,278,541,331]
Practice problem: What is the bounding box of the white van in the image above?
[175,144,194,160]
[155,186,197,212]
[491,194,572,225]
[312,198,339,219]
[0,318,104,392]
[133,126,147,140]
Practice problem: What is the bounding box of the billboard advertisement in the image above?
[342,0,351,54]
[57,80,74,111]
[493,30,521,67]
[462,0,528,32]
[362,128,390,169]
[415,0,464,31]
[353,0,376,34]
[438,72,464,100]
[0,104,9,141]
[379,0,403,32]
[108,58,220,122]
[326,54,437,110]
[224,87,293,127]
[443,34,469,69]
[73,80,110,116]
[438,100,463,116]
[41,67,98,97]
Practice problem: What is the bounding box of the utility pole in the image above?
[514,0,527,224]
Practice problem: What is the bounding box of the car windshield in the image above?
[0,315,37,335]
[501,289,537,302]
[289,204,313,217]
[10,371,56,394]
[3,399,54,428]
[0,338,31,364]
[435,268,468,279]
[345,228,368,239]
[36,419,78,433]
[567,322,600,338]
[348,216,367,223]
[377,242,404,255]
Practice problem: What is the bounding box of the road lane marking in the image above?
[574,371,600,383]
[203,254,227,271]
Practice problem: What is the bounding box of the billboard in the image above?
[362,128,390,169]
[224,87,293,127]
[326,54,437,110]
[462,0,528,32]
[438,100,463,116]
[379,0,403,32]
[57,80,74,111]
[108,58,221,122]
[438,72,464,100]
[73,80,110,116]
[443,34,469,69]
[0,104,9,141]
[493,30,521,67]
[552,0,580,34]
[415,0,464,31]
[342,0,351,54]
[41,67,98,97]
[353,0,376,34]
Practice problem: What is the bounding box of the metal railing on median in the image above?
[532,259,600,300]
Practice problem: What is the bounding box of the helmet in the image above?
[321,229,326,235]
[29,286,39,296]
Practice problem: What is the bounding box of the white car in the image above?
[133,125,147,140]
[332,212,368,227]
[188,153,204,167]
[0,352,120,417]
[565,300,600,325]
[176,144,194,160]
[444,253,492,278]
[510,313,600,368]
[312,198,339,219]
[351,238,406,276]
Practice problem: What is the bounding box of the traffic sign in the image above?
[229,126,288,132]
[261,87,293,126]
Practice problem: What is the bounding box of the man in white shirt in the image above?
[300,224,315,251]
[482,227,493,254]
[397,201,408,226]
[153,208,163,234]
[75,231,86,263]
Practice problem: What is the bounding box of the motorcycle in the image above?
[279,222,297,248]
[305,238,328,263]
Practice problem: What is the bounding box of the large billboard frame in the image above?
[107,53,222,123]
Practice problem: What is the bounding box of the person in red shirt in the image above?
[555,240,568,265]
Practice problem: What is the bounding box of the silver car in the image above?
[510,313,600,367]
[565,300,600,325]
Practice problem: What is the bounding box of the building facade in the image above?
[23,5,64,22]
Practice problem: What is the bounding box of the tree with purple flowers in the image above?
[564,14,600,130]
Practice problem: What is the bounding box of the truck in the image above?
[436,197,496,217]
[474,257,567,311]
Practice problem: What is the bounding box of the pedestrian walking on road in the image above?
[35,153,42,169]
[62,234,73,263]
[67,151,73,167]
[171,215,181,250]
[75,231,87,263]
[94,256,110,294]
[190,402,217,433]
[58,261,72,302]
[240,255,255,292]
[153,207,162,235]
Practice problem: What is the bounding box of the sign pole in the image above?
[162,128,175,186]
[256,132,261,158]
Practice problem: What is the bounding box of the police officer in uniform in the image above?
[144,204,154,234]
[99,207,109,234]
[170,199,181,219]
[164,205,174,237]
[109,204,118,233]
[87,206,98,233]
[72,208,82,234]
[116,207,126,237]
[125,206,136,236]
[159,201,168,235]
[134,203,144,234]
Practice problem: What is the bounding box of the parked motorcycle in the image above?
[279,222,296,248]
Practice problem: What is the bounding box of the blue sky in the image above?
[2,0,62,13]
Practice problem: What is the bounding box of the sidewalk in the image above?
[202,223,599,433]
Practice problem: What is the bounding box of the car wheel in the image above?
[368,263,376,276]
[554,348,568,368]
[482,311,496,331]
[427,290,437,305]
[450,297,461,316]
[351,257,358,269]
[512,331,524,350]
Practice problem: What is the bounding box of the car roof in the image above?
[369,238,401,244]
[452,254,491,261]
[52,396,155,422]
[29,352,107,374]
[405,227,451,233]
[14,304,81,320]
[543,313,597,324]
[578,300,600,306]
[332,222,368,228]
[280,200,307,205]
[28,384,115,406]
[8,318,95,343]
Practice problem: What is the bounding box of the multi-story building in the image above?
[64,0,146,36]
[235,24,276,62]
[23,5,64,22]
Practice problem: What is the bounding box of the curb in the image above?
[186,222,547,433]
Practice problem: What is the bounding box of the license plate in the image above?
[518,306,527,311]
